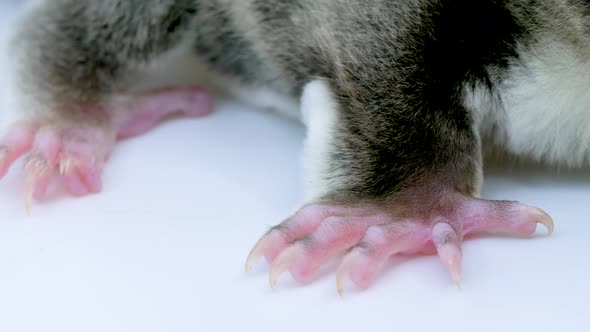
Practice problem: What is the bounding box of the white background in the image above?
[0,2,588,332]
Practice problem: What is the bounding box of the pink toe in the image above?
[0,126,36,178]
[63,173,89,197]
[246,205,360,271]
[432,222,463,286]
[183,88,213,117]
[0,149,13,179]
[33,130,61,164]
[462,200,553,237]
[26,130,62,201]
[253,195,555,292]
[116,86,213,139]
[32,178,50,201]
[282,215,389,284]
[341,224,431,290]
[82,168,102,193]
[27,168,51,201]
[348,253,383,289]
[3,126,36,153]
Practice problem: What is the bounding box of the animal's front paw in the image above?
[0,118,116,208]
[0,87,212,208]
[246,194,553,294]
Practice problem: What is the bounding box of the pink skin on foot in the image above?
[0,126,36,178]
[116,87,212,139]
[0,86,212,206]
[246,196,554,293]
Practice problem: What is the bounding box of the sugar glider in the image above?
[7,0,586,293]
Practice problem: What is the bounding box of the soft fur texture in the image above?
[5,0,590,205]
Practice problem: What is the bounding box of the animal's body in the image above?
[4,0,583,291]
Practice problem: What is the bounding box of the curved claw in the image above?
[432,222,463,288]
[245,238,266,273]
[269,245,301,289]
[0,127,36,179]
[528,206,554,235]
[335,252,357,297]
[245,231,289,273]
[59,155,76,176]
[24,155,50,212]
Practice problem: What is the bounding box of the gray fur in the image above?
[7,0,590,203]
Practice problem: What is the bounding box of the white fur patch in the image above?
[300,80,340,201]
[465,42,590,167]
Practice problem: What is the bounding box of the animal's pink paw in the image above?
[246,195,553,294]
[0,87,212,208]
[0,124,112,207]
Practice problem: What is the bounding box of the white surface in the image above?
[0,3,588,332]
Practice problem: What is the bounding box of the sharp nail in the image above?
[530,207,554,235]
[24,171,34,214]
[336,270,347,297]
[268,246,299,289]
[24,190,32,214]
[245,255,258,273]
[269,264,286,289]
[336,254,355,297]
[23,156,48,213]
[450,265,462,289]
[0,148,7,166]
[59,157,74,176]
[448,257,462,290]
[538,218,554,236]
[245,241,264,273]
